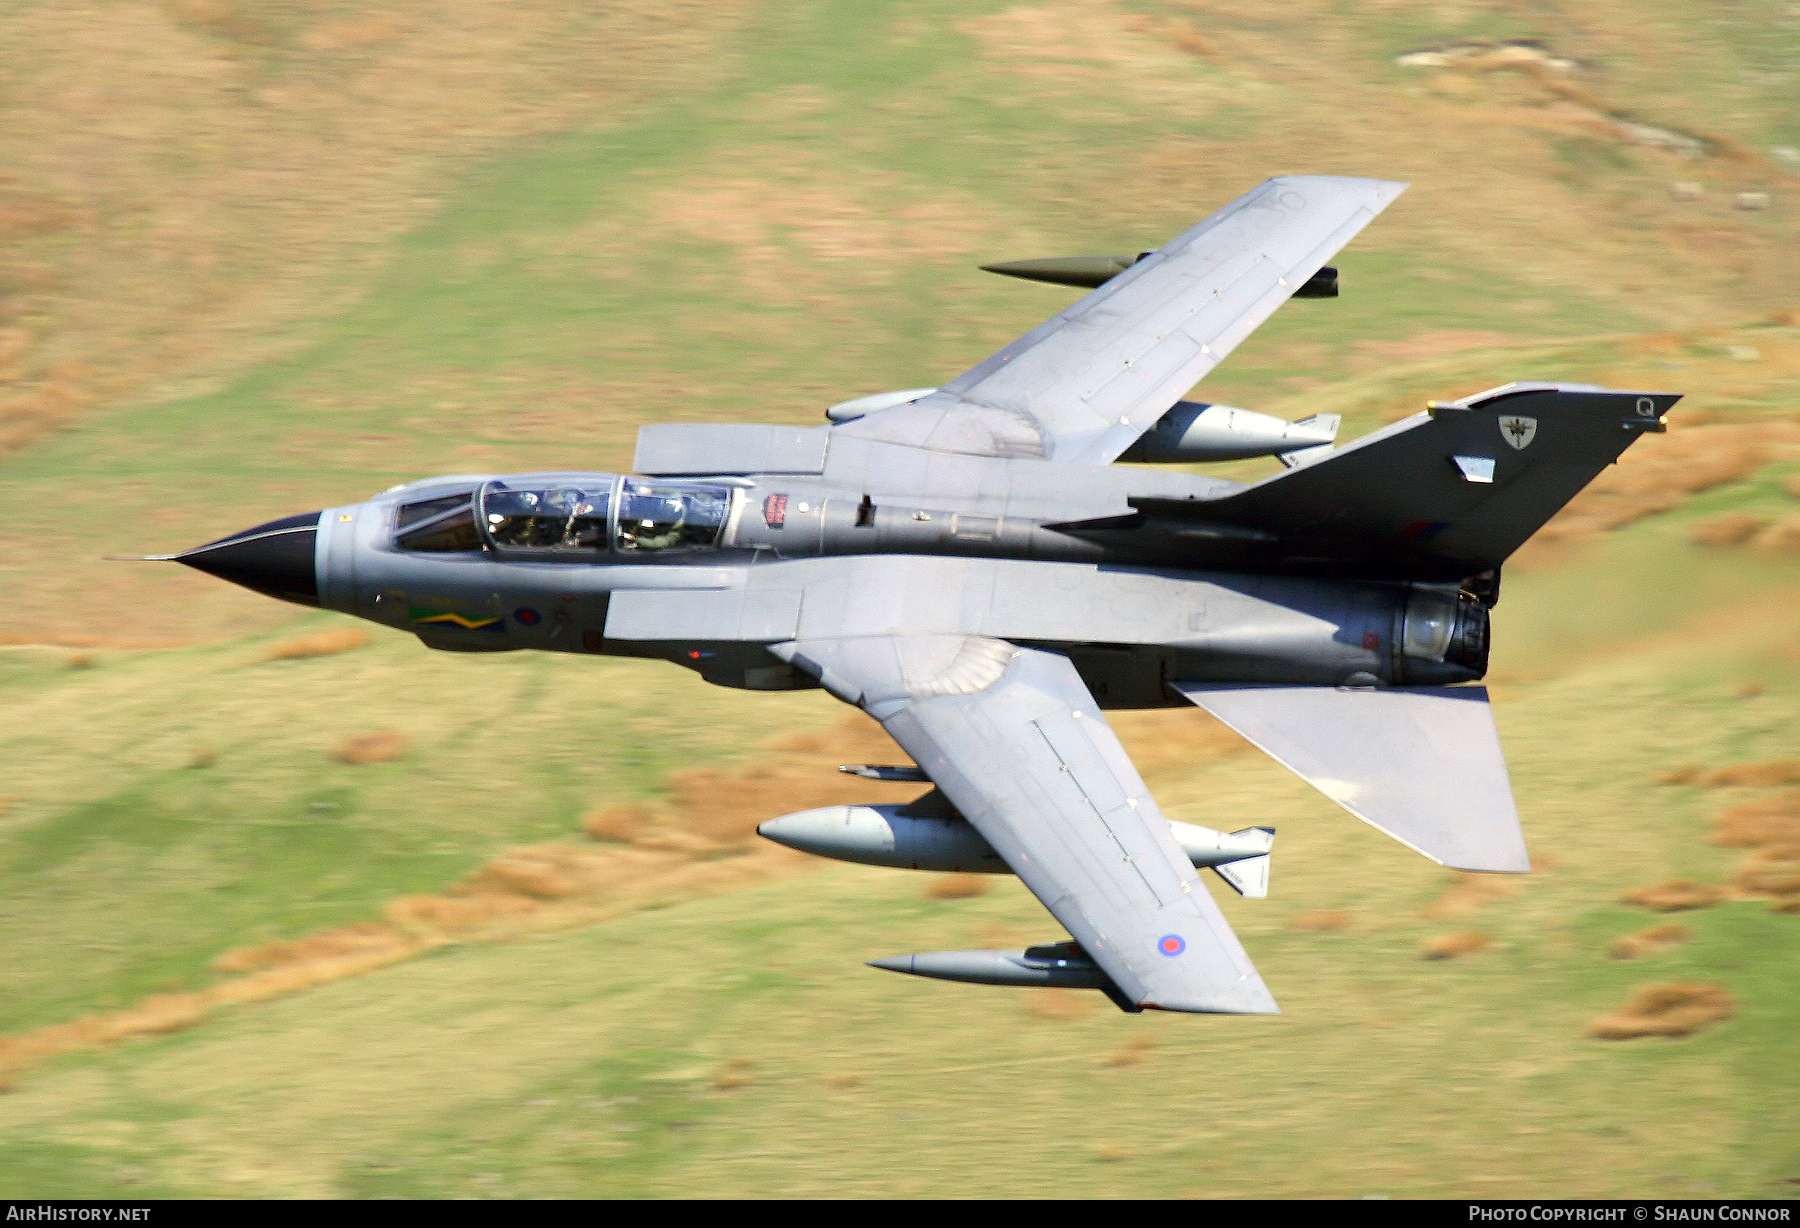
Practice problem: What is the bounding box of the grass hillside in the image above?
[1,0,1797,1198]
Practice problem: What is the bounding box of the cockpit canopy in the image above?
[484,481,612,552]
[393,474,734,557]
[614,480,733,552]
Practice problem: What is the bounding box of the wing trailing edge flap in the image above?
[1172,684,1528,873]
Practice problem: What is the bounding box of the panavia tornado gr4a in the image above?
[166,177,1677,1015]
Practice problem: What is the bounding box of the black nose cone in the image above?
[178,511,322,606]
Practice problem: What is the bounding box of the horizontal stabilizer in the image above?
[1173,684,1527,872]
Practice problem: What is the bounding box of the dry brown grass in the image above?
[1659,762,1800,788]
[0,934,428,1084]
[1099,1034,1155,1067]
[0,366,87,453]
[662,714,917,845]
[1527,423,1780,555]
[0,0,747,459]
[1093,1144,1133,1162]
[1108,706,1249,778]
[1620,880,1727,912]
[212,921,409,974]
[333,730,407,765]
[1689,512,1766,547]
[580,803,650,843]
[712,1057,755,1091]
[383,891,539,935]
[1734,849,1800,899]
[644,156,992,302]
[971,923,1033,948]
[1422,931,1492,960]
[957,2,1216,99]
[1710,791,1800,848]
[1753,516,1800,555]
[1422,873,1519,921]
[925,873,990,900]
[1587,982,1734,1040]
[820,1070,861,1090]
[1027,988,1093,1020]
[460,844,617,900]
[1784,474,1800,500]
[260,628,368,662]
[1609,922,1692,960]
[1292,909,1352,933]
[1710,762,1800,787]
[631,828,732,858]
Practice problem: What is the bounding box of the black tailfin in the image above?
[1185,383,1679,582]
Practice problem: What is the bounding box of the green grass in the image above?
[0,622,845,1034]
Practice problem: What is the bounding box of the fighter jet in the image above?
[165,177,1677,1015]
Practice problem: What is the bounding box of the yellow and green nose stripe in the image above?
[408,607,503,632]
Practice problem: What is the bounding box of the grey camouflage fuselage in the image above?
[319,429,1485,705]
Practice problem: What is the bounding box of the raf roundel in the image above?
[513,607,542,627]
[1158,933,1187,957]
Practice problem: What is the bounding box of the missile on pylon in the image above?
[981,254,1339,298]
[978,253,1149,289]
[867,942,1109,990]
[868,942,1144,1012]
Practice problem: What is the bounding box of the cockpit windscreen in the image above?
[394,490,482,553]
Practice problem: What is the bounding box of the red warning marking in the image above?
[762,493,788,528]
[1362,631,1380,651]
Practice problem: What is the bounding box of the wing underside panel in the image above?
[777,637,1279,1014]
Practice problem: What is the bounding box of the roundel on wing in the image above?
[1158,933,1186,957]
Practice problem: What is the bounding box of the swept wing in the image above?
[834,175,1406,464]
[772,634,1278,1014]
